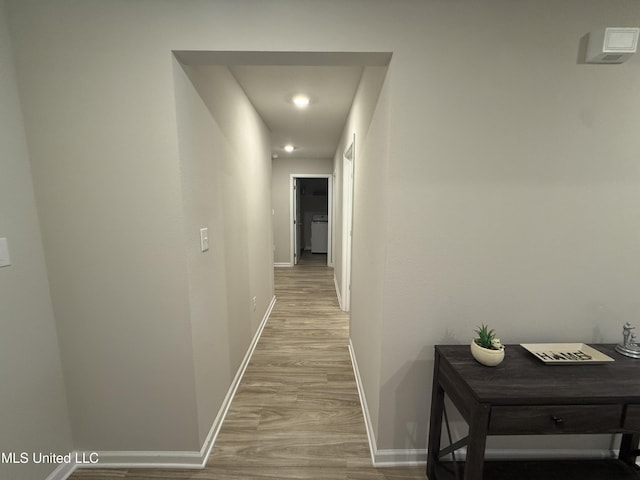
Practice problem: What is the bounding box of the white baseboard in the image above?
[484,448,616,461]
[45,461,77,480]
[371,447,618,468]
[349,339,412,467]
[349,340,418,467]
[274,262,292,268]
[374,449,426,466]
[190,293,276,467]
[68,296,277,476]
[334,275,343,310]
[70,450,207,470]
[348,339,376,465]
[439,447,616,465]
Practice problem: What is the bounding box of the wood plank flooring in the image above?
[69,265,426,480]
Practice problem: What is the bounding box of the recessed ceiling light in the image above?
[284,144,295,153]
[292,95,310,108]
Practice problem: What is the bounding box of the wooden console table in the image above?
[427,344,640,480]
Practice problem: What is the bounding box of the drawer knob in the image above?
[551,415,564,425]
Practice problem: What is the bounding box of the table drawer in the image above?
[624,404,640,431]
[489,405,623,434]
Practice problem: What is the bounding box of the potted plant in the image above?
[471,323,505,366]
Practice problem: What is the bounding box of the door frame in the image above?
[289,174,333,266]
[341,135,355,311]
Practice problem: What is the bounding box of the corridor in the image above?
[69,265,425,480]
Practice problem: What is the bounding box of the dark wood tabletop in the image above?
[435,343,640,405]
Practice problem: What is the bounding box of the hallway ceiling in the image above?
[174,51,392,160]
[229,65,363,159]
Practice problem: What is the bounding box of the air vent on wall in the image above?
[586,27,639,64]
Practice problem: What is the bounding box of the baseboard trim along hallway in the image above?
[334,273,343,311]
[66,267,426,479]
[347,339,377,465]
[64,266,621,479]
[45,460,76,480]
[349,338,427,467]
[67,295,277,475]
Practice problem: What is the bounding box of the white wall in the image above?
[180,63,275,339]
[0,1,73,478]
[8,0,201,449]
[174,60,275,443]
[377,2,640,453]
[5,0,640,467]
[334,65,390,443]
[272,157,333,265]
[6,0,275,457]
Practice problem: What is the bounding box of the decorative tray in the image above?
[520,343,615,365]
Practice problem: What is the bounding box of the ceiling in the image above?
[174,51,392,161]
[230,65,364,159]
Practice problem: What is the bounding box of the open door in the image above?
[290,174,333,267]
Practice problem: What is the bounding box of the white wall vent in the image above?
[586,27,639,64]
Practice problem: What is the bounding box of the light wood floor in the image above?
[69,265,426,480]
[297,251,327,266]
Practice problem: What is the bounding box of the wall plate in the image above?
[200,228,209,252]
[0,238,11,267]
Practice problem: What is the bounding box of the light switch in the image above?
[0,238,11,267]
[200,228,209,252]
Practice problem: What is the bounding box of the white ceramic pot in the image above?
[470,340,505,367]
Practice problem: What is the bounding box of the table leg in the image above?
[619,433,640,466]
[427,353,444,479]
[464,404,490,480]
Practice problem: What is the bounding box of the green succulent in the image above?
[474,323,502,350]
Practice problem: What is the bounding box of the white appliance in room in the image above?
[311,214,328,253]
